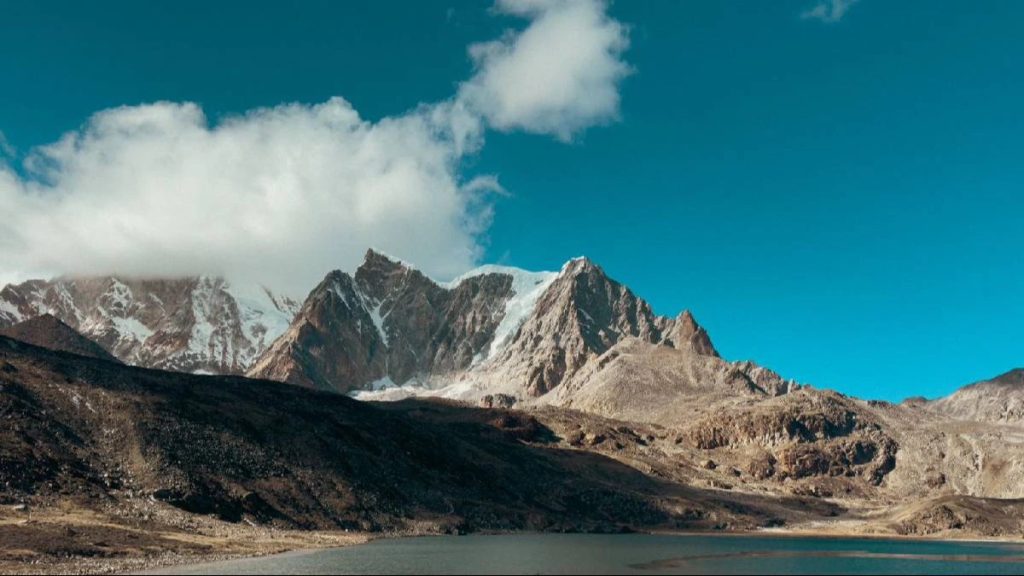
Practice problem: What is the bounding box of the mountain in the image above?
[250,250,728,401]
[249,251,521,391]
[0,314,120,363]
[471,257,716,397]
[0,276,298,374]
[929,369,1024,425]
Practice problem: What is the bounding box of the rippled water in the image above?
[154,533,1024,575]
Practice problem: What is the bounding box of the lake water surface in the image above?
[156,533,1024,575]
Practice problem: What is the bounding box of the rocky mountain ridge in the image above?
[247,252,519,391]
[4,251,1018,440]
[928,368,1024,425]
[248,250,735,404]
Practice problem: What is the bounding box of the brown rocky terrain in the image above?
[929,369,1024,425]
[534,338,795,424]
[887,495,1024,538]
[1,334,689,534]
[233,252,1024,548]
[0,505,368,575]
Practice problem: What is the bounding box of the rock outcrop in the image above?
[679,390,898,486]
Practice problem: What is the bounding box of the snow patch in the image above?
[367,302,389,346]
[369,376,396,391]
[225,282,299,350]
[0,299,23,324]
[188,277,220,359]
[329,282,355,310]
[50,283,85,324]
[182,277,299,371]
[111,316,154,343]
[352,376,476,402]
[446,265,557,362]
[352,376,420,400]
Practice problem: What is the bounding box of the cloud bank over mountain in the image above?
[0,0,629,294]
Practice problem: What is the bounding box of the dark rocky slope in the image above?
[0,334,822,535]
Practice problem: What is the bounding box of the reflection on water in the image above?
[151,533,1024,575]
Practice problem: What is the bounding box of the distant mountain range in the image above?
[0,275,297,374]
[0,251,785,403]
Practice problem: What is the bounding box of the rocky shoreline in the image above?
[4,500,1024,576]
[0,505,371,576]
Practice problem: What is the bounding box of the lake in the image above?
[152,533,1024,575]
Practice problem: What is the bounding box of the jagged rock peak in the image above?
[249,258,518,393]
[666,310,719,357]
[355,249,429,302]
[561,256,601,274]
[311,269,359,301]
[361,248,412,268]
[481,255,717,397]
[358,249,417,281]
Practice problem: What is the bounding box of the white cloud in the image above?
[801,0,860,23]
[0,99,489,295]
[458,0,630,141]
[0,0,629,295]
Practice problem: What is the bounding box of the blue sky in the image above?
[1,0,1022,401]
